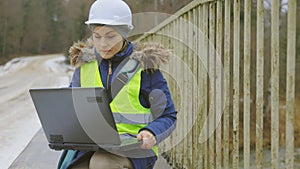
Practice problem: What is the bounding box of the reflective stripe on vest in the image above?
[80,60,158,155]
[113,113,153,124]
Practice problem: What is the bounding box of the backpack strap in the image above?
[66,151,95,169]
[110,57,141,100]
[57,150,95,169]
[57,150,68,169]
[57,150,78,169]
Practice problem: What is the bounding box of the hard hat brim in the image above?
[85,19,134,30]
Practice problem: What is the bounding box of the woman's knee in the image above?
[89,151,133,169]
[89,152,112,168]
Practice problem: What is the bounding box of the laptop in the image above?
[29,87,143,152]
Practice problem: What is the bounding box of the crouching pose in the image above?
[58,0,177,168]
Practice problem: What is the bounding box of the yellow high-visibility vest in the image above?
[80,60,158,155]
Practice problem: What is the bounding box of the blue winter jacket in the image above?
[63,42,177,169]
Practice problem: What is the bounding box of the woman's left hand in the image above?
[137,130,156,149]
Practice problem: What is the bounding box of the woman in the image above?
[58,0,177,168]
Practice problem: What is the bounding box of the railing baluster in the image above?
[243,0,251,168]
[198,3,206,169]
[271,0,280,168]
[232,0,240,169]
[286,0,296,168]
[191,7,199,169]
[256,0,264,169]
[174,18,181,168]
[208,2,216,169]
[202,4,209,169]
[223,1,231,168]
[216,1,223,168]
[233,0,240,168]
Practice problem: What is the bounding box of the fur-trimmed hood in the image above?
[69,38,172,71]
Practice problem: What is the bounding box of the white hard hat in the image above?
[85,0,134,30]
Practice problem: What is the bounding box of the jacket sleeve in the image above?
[139,70,177,144]
[69,68,80,87]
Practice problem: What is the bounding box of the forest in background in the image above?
[0,0,298,65]
[0,1,299,99]
[0,0,192,64]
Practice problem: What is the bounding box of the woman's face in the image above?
[92,26,124,59]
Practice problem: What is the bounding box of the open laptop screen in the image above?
[29,87,121,148]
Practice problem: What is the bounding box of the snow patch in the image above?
[44,56,74,75]
[0,55,74,169]
[0,57,28,76]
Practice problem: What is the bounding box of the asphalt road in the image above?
[0,55,72,169]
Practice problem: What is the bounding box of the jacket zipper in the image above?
[106,60,112,88]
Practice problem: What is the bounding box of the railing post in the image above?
[208,2,216,169]
[243,0,251,168]
[256,0,264,169]
[286,0,296,168]
[271,0,280,168]
[223,0,231,168]
[198,3,207,169]
[216,0,223,168]
[233,0,240,168]
[191,7,199,169]
[202,3,209,169]
[173,18,182,168]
